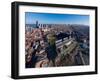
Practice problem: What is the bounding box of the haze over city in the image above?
[25,12,89,25]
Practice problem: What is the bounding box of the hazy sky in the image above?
[25,12,89,25]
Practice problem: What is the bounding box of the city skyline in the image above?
[25,12,89,25]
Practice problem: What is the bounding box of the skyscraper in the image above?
[36,21,39,28]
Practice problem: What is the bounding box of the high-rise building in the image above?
[36,21,39,28]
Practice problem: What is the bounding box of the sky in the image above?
[25,12,89,25]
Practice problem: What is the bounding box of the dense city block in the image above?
[25,21,89,68]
